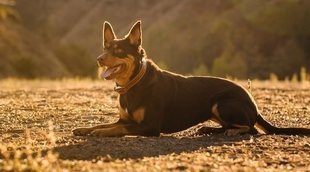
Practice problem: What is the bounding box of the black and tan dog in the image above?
[73,21,310,137]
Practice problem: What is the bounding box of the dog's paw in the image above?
[72,127,93,136]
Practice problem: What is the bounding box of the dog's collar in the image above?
[114,58,147,94]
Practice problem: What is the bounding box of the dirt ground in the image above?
[0,79,309,171]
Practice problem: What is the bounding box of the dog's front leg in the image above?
[90,123,159,137]
[72,120,129,136]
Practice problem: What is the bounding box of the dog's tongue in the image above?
[101,67,115,79]
[101,66,121,79]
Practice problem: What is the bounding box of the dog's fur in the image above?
[73,21,310,137]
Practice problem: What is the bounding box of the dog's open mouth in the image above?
[101,64,123,79]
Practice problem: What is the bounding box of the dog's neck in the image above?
[114,58,147,94]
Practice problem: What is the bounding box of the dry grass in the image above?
[0,79,309,171]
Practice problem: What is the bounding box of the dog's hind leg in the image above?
[211,100,258,136]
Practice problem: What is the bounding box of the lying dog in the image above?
[73,21,310,137]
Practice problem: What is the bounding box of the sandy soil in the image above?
[0,79,309,171]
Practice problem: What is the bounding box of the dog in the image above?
[73,21,310,137]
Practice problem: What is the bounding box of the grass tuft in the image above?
[0,121,61,172]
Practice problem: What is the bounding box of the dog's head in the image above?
[97,21,146,86]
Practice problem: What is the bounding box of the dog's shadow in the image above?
[53,134,254,160]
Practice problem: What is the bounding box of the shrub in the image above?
[192,63,208,76]
[12,55,38,78]
[157,61,169,70]
[0,121,60,171]
[211,50,247,78]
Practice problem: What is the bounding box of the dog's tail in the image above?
[256,113,310,135]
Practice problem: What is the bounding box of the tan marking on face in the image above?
[114,55,136,86]
[133,107,145,124]
[99,52,135,85]
[119,107,129,120]
[99,53,122,67]
[115,48,123,54]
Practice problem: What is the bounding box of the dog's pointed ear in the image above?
[103,21,116,48]
[127,20,142,46]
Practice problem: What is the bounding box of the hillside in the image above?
[1,0,310,78]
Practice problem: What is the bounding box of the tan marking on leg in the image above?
[119,107,130,120]
[91,126,129,137]
[72,127,94,136]
[133,107,145,124]
[211,104,220,117]
[231,124,250,128]
[73,122,127,136]
[225,125,250,136]
[255,122,268,134]
[210,118,221,124]
[211,104,226,125]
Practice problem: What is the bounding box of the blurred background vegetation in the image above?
[0,0,309,79]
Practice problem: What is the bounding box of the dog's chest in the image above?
[119,106,145,124]
[119,97,145,124]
